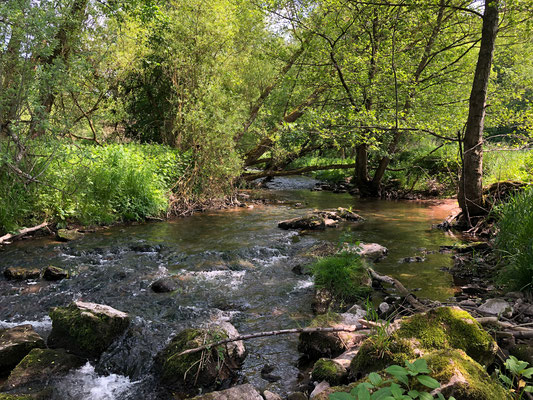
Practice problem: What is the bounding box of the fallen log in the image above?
[0,221,49,245]
[368,268,428,312]
[176,325,369,357]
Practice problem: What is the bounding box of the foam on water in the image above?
[293,278,314,291]
[0,316,52,335]
[55,363,138,400]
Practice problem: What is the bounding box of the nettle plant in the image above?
[329,359,456,400]
[496,356,533,399]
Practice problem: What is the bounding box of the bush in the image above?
[310,252,371,302]
[0,141,188,233]
[496,186,533,291]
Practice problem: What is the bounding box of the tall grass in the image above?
[484,149,533,186]
[496,186,533,292]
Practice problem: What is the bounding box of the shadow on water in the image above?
[0,177,461,399]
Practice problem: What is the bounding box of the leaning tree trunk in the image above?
[458,0,499,218]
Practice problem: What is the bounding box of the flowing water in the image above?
[0,177,461,399]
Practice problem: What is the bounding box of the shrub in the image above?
[496,186,533,291]
[310,252,371,302]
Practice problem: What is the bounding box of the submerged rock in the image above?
[56,229,83,242]
[0,325,45,376]
[150,277,179,293]
[42,266,69,281]
[2,348,83,391]
[157,322,246,393]
[191,384,263,400]
[3,267,41,281]
[47,301,130,358]
[353,243,388,262]
[335,208,364,221]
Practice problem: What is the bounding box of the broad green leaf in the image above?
[419,392,434,400]
[329,393,354,400]
[386,366,409,377]
[412,359,430,374]
[358,385,371,400]
[407,390,419,398]
[369,372,383,386]
[522,367,533,378]
[417,375,440,389]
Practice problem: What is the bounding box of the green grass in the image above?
[495,186,533,292]
[0,141,190,234]
[310,252,371,302]
[483,149,533,186]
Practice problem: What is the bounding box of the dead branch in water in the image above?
[0,222,49,245]
[368,268,428,312]
[176,325,369,357]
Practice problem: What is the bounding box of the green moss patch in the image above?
[312,358,347,385]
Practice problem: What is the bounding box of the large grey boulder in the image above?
[47,301,130,358]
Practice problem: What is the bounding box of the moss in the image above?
[350,336,416,376]
[0,395,35,400]
[308,312,342,328]
[396,307,497,365]
[312,358,346,385]
[423,349,511,400]
[48,303,129,357]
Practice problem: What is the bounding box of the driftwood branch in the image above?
[176,326,368,357]
[368,268,428,312]
[0,222,49,245]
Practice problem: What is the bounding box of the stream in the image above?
[0,177,461,399]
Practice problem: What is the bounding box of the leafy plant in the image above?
[496,356,533,399]
[329,359,455,400]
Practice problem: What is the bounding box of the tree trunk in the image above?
[458,0,499,218]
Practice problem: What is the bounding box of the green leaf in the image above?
[524,386,533,393]
[522,367,533,378]
[419,392,434,400]
[358,386,371,400]
[407,390,419,398]
[390,383,404,398]
[417,375,440,389]
[412,359,430,374]
[499,374,512,385]
[369,372,383,386]
[386,365,409,377]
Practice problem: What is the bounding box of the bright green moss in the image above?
[312,358,347,385]
[350,336,416,376]
[397,307,497,365]
[0,395,34,400]
[308,312,342,328]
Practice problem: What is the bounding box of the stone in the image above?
[478,298,512,317]
[298,312,367,360]
[151,277,179,293]
[0,325,45,376]
[263,390,283,400]
[350,307,498,376]
[287,393,308,400]
[47,301,130,358]
[278,215,326,230]
[352,243,388,262]
[191,384,263,400]
[56,229,83,241]
[3,267,41,280]
[378,302,390,315]
[335,208,364,221]
[311,359,347,385]
[310,381,330,399]
[157,322,246,393]
[42,266,69,281]
[2,348,84,391]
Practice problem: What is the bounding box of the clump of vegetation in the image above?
[496,356,533,400]
[495,186,533,292]
[310,252,371,302]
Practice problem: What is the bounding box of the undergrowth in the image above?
[495,186,533,292]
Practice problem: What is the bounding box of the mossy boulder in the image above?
[395,307,497,366]
[156,322,246,394]
[47,301,129,358]
[312,358,347,385]
[316,349,511,400]
[298,312,367,360]
[0,325,45,376]
[350,336,416,378]
[350,307,497,377]
[278,215,326,230]
[3,268,41,281]
[2,348,84,391]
